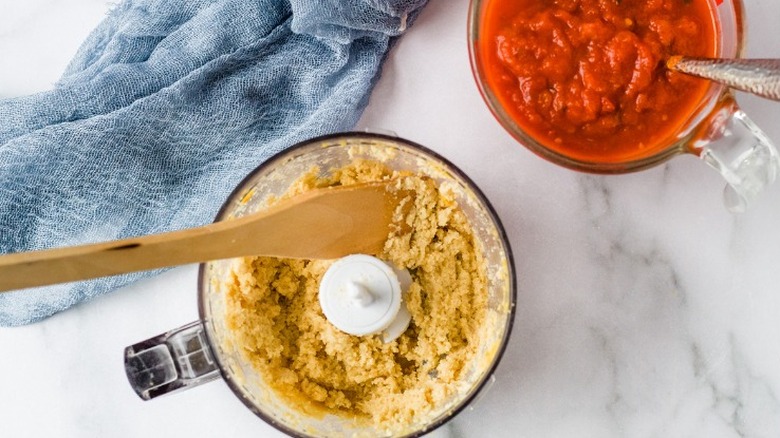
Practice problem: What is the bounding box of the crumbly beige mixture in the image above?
[223,159,489,432]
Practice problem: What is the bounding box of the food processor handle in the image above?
[695,96,779,212]
[124,321,221,400]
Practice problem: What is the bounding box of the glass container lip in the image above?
[466,0,739,174]
[197,131,517,438]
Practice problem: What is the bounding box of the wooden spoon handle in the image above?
[0,222,245,293]
[0,182,396,292]
[667,57,780,101]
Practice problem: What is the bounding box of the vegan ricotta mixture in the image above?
[223,159,491,431]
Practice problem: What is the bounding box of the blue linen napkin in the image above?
[0,0,427,326]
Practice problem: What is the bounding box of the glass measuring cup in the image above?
[123,133,516,438]
[468,0,778,212]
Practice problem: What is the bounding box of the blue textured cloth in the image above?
[0,0,427,326]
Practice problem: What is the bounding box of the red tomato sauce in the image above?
[478,0,719,162]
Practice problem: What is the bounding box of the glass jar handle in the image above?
[696,97,779,212]
[124,321,221,400]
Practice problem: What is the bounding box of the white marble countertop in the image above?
[2,0,780,437]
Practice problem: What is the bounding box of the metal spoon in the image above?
[666,57,780,101]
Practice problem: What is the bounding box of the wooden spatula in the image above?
[0,181,404,293]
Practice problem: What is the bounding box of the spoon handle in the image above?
[667,57,780,101]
